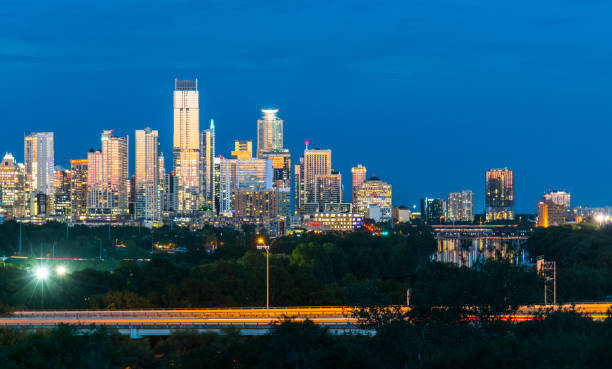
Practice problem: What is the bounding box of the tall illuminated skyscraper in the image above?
[69,159,88,221]
[173,78,200,214]
[200,119,215,212]
[24,132,55,215]
[256,108,283,158]
[351,164,367,204]
[0,153,26,220]
[296,147,339,214]
[485,168,514,221]
[135,127,160,222]
[87,130,129,221]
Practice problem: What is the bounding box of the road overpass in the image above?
[0,303,609,338]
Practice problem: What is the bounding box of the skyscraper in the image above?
[314,171,343,209]
[354,175,392,221]
[260,150,291,218]
[0,153,26,220]
[54,168,71,217]
[485,168,514,221]
[298,148,332,213]
[24,132,55,215]
[87,130,129,221]
[421,197,446,222]
[173,78,200,214]
[69,159,88,221]
[446,190,474,222]
[200,119,215,212]
[135,127,160,222]
[351,164,367,204]
[256,108,283,158]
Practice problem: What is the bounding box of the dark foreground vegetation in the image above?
[0,311,610,369]
[0,221,611,367]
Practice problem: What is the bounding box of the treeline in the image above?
[524,222,612,301]
[0,225,546,309]
[0,311,610,368]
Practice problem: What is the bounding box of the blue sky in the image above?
[1,0,611,212]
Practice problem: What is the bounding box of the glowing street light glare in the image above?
[35,266,49,280]
[596,214,605,224]
[56,265,67,276]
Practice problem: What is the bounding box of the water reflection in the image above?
[436,235,528,267]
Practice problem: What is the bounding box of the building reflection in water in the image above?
[433,225,531,267]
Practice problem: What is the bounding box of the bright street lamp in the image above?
[56,265,67,276]
[256,238,270,311]
[34,266,49,280]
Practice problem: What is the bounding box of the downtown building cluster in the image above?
[0,79,395,234]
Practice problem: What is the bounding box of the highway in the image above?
[0,303,609,338]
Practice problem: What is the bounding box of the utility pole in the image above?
[537,257,556,305]
[18,222,22,255]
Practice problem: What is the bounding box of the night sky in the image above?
[1,1,611,213]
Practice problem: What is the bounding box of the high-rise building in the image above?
[485,168,514,221]
[231,140,253,159]
[297,148,332,214]
[87,130,129,221]
[234,189,279,219]
[260,150,291,218]
[161,172,176,216]
[314,172,343,209]
[446,190,474,222]
[537,190,570,227]
[256,109,283,158]
[351,164,367,204]
[173,78,200,214]
[354,175,392,221]
[200,119,215,212]
[421,197,446,222]
[134,127,160,222]
[216,156,235,215]
[24,132,55,215]
[537,199,566,228]
[0,153,26,220]
[69,159,88,221]
[235,158,273,191]
[54,168,71,217]
[294,161,303,215]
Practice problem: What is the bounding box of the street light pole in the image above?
[257,238,270,310]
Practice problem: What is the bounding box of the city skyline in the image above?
[0,92,599,214]
[3,3,612,212]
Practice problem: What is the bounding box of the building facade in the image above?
[134,127,160,222]
[421,197,446,222]
[234,189,279,219]
[24,132,55,215]
[256,109,283,158]
[353,175,392,221]
[446,190,474,222]
[200,119,215,212]
[87,130,129,221]
[0,153,25,220]
[351,164,367,204]
[173,79,200,214]
[69,159,88,221]
[485,168,514,221]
